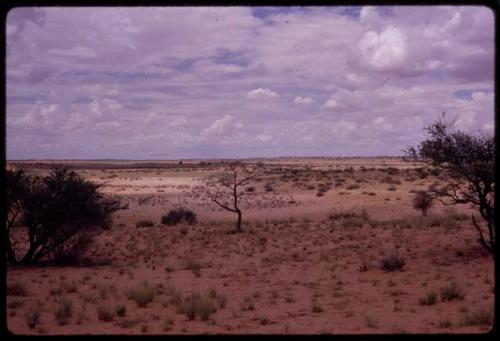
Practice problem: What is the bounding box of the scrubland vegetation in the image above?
[5,118,494,334]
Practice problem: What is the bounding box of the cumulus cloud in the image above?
[246,88,279,99]
[294,96,314,104]
[5,6,494,159]
[202,114,244,137]
[358,25,408,70]
[322,99,340,109]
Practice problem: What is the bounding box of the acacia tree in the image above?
[205,164,257,233]
[405,114,495,254]
[6,166,127,265]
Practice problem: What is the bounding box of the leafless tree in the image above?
[205,164,258,233]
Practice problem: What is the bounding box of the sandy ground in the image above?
[6,158,494,334]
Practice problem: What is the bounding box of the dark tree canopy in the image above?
[5,166,127,265]
[405,115,495,254]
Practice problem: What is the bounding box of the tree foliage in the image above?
[5,166,127,265]
[405,114,495,253]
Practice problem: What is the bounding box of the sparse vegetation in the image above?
[440,281,465,302]
[381,253,406,272]
[460,307,493,326]
[419,291,438,306]
[129,283,156,307]
[54,297,73,325]
[161,207,197,226]
[25,309,41,329]
[97,304,115,321]
[412,191,434,216]
[7,281,28,296]
[136,219,154,228]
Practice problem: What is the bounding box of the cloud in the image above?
[202,114,244,137]
[48,46,98,58]
[294,96,314,104]
[246,88,279,99]
[358,25,408,70]
[322,99,340,109]
[5,6,494,159]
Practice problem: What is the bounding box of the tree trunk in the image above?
[5,240,18,265]
[236,210,242,233]
[19,245,38,265]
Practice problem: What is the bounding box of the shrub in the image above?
[412,191,434,216]
[115,304,127,317]
[6,167,126,265]
[54,297,73,325]
[440,281,465,302]
[161,208,197,226]
[460,308,493,326]
[163,316,175,331]
[178,291,218,321]
[129,284,156,307]
[380,253,405,271]
[136,219,154,228]
[7,281,28,296]
[312,302,323,313]
[25,310,41,329]
[97,304,115,321]
[419,291,438,305]
[208,288,227,309]
[49,233,94,266]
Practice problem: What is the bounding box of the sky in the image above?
[6,6,495,160]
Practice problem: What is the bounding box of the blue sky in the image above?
[6,6,494,159]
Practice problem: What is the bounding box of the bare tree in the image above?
[405,113,495,254]
[205,164,257,233]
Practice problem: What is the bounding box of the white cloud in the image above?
[372,116,395,132]
[322,99,340,109]
[359,25,408,70]
[331,119,357,137]
[48,46,98,58]
[255,133,273,142]
[246,88,279,99]
[202,114,243,137]
[294,96,314,104]
[346,73,366,83]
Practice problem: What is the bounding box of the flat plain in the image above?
[6,157,494,334]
